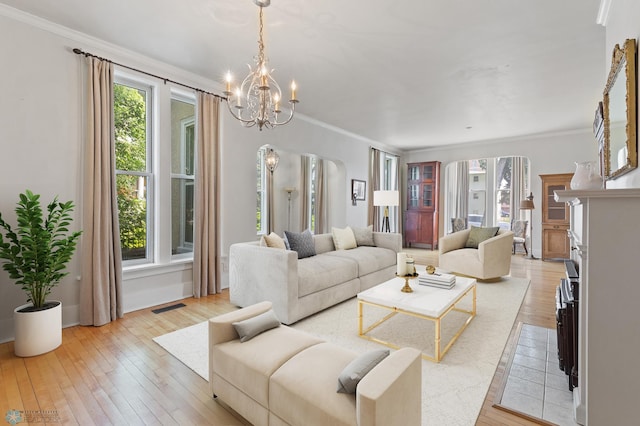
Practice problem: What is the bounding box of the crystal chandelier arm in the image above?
[224,100,258,127]
[271,100,298,126]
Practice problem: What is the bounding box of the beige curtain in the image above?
[393,155,402,235]
[300,156,311,231]
[445,160,469,232]
[368,148,382,229]
[79,57,123,326]
[511,157,526,222]
[193,92,221,297]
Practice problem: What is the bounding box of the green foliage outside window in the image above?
[114,84,148,259]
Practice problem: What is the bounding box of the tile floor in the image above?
[499,324,580,426]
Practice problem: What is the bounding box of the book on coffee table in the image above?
[418,271,456,289]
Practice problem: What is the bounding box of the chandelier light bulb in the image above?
[224,71,233,94]
[273,93,281,112]
[290,81,297,101]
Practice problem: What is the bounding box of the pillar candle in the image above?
[406,258,415,275]
[396,253,407,276]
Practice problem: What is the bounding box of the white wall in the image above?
[0,7,385,342]
[604,0,640,188]
[404,130,599,257]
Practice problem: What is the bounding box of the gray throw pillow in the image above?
[465,226,500,249]
[284,229,316,259]
[337,349,390,394]
[352,225,375,246]
[232,309,281,342]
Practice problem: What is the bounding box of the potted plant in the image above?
[0,190,81,357]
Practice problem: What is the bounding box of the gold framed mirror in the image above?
[603,38,637,180]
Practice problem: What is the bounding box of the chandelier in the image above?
[223,0,298,131]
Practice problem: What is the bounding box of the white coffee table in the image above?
[357,269,476,362]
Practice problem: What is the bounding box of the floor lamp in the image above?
[373,190,399,232]
[519,192,537,259]
[284,187,295,231]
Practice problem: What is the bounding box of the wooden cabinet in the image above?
[404,161,440,249]
[540,173,573,260]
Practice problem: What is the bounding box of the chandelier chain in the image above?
[258,7,265,64]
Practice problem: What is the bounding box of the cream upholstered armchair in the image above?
[438,227,514,280]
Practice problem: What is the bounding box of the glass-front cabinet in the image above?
[540,173,573,260]
[405,161,440,249]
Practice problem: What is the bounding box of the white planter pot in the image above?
[14,300,62,357]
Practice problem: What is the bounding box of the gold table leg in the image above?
[358,283,477,362]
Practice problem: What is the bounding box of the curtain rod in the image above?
[72,48,226,101]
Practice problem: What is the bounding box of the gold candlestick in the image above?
[396,272,418,293]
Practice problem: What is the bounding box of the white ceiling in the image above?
[1,0,606,150]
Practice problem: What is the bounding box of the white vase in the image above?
[14,301,62,357]
[570,161,603,190]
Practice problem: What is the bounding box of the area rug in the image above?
[153,276,530,426]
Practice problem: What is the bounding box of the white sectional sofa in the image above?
[209,301,422,426]
[229,231,402,324]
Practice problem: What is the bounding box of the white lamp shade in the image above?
[373,190,399,207]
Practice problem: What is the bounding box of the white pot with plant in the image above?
[0,190,81,357]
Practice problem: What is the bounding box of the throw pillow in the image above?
[232,309,281,343]
[284,229,316,259]
[331,226,357,250]
[465,226,500,249]
[352,225,375,247]
[337,349,390,394]
[263,232,286,249]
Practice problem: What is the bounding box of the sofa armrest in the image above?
[208,301,273,397]
[372,232,402,253]
[356,348,422,426]
[229,243,299,324]
[478,230,514,263]
[438,228,471,255]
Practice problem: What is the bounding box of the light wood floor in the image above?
[0,252,564,425]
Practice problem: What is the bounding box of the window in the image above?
[114,80,153,263]
[256,147,267,234]
[170,96,196,256]
[379,152,399,231]
[468,159,486,226]
[445,157,530,231]
[115,72,201,268]
[495,157,512,229]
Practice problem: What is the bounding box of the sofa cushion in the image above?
[261,232,286,249]
[270,342,359,426]
[212,325,323,408]
[465,226,499,248]
[325,246,396,277]
[337,349,390,394]
[313,233,335,254]
[352,225,375,246]
[332,226,357,250]
[233,309,281,342]
[285,229,316,259]
[298,254,359,297]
